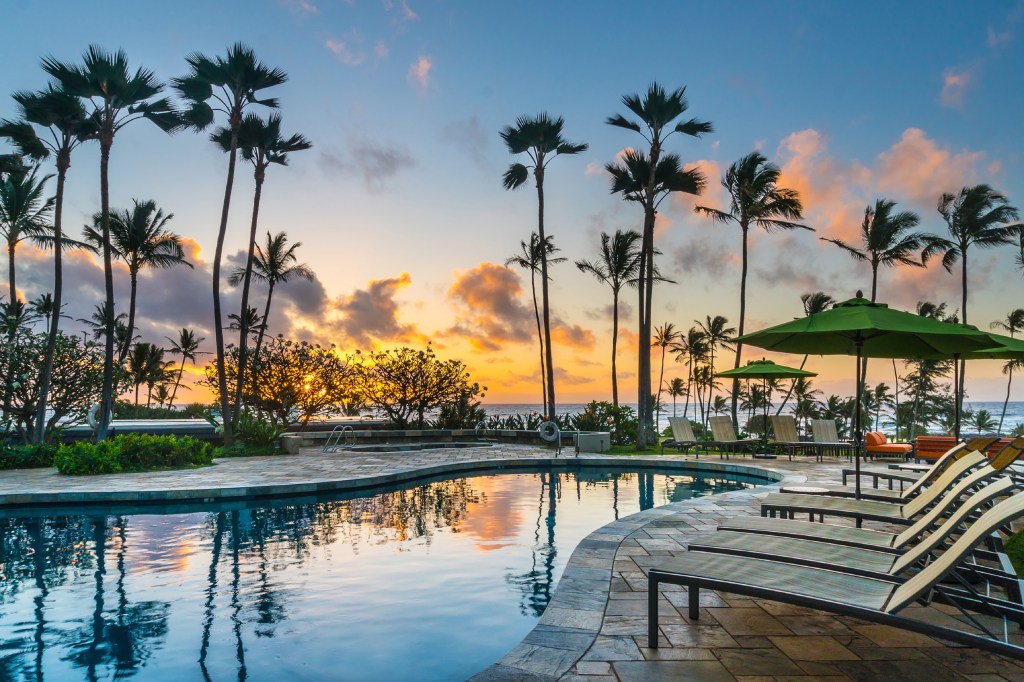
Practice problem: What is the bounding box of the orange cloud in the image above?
[940,66,974,108]
[875,128,983,204]
[445,262,534,350]
[550,322,596,350]
[407,56,432,91]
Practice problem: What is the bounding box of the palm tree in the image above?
[820,199,925,302]
[606,83,711,446]
[923,184,1022,415]
[212,113,311,431]
[44,46,180,440]
[575,229,642,407]
[776,292,835,415]
[671,327,708,424]
[697,315,735,430]
[992,308,1024,434]
[1,85,95,444]
[229,231,314,362]
[507,234,566,411]
[125,342,169,406]
[695,151,809,430]
[652,323,681,434]
[0,166,55,305]
[79,302,127,342]
[870,382,893,432]
[174,43,287,446]
[500,113,587,420]
[667,377,686,417]
[165,328,205,409]
[83,199,192,361]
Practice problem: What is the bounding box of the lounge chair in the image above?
[760,451,992,524]
[810,418,854,459]
[865,431,914,460]
[841,437,996,489]
[688,476,1017,577]
[768,414,813,461]
[660,417,700,456]
[826,437,1018,502]
[707,415,758,459]
[648,491,1024,658]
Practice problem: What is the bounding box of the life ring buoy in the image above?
[86,403,101,430]
[538,421,559,443]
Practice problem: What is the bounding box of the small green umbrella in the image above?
[715,360,817,454]
[963,331,1024,360]
[734,294,998,497]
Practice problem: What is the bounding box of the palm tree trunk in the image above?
[98,141,116,441]
[892,359,900,440]
[233,172,265,428]
[705,345,715,431]
[529,266,546,413]
[611,288,619,408]
[959,251,968,425]
[656,345,667,435]
[999,364,1013,435]
[731,225,749,432]
[643,237,655,443]
[119,270,138,362]
[35,155,66,442]
[776,355,809,415]
[212,123,241,445]
[169,360,186,409]
[6,241,14,310]
[3,241,17,430]
[250,283,276,408]
[536,171,556,421]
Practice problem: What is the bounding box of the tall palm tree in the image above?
[923,184,1022,414]
[0,166,54,305]
[165,328,205,409]
[697,315,735,429]
[695,151,809,430]
[174,43,287,446]
[125,342,169,406]
[575,229,642,407]
[44,46,180,440]
[212,113,311,430]
[607,83,711,446]
[652,323,681,434]
[229,231,314,362]
[671,327,708,424]
[820,199,925,303]
[83,199,192,361]
[776,292,835,414]
[667,377,686,417]
[79,301,127,342]
[506,233,566,411]
[1,85,95,444]
[500,113,587,420]
[992,308,1024,434]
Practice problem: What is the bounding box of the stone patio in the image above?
[2,444,1023,680]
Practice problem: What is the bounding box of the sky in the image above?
[2,0,1023,406]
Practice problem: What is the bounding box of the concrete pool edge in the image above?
[0,452,782,510]
[471,459,803,682]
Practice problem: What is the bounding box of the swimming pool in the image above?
[0,464,770,681]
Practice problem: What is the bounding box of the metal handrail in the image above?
[323,425,355,453]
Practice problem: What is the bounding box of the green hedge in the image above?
[54,434,213,475]
[0,443,60,470]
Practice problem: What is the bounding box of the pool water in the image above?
[0,466,767,681]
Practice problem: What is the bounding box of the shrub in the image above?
[433,394,487,429]
[54,434,213,475]
[213,443,276,458]
[565,401,639,446]
[0,443,60,470]
[1006,530,1024,577]
[236,410,287,448]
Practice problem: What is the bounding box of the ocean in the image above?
[479,401,1024,435]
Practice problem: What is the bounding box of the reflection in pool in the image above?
[0,466,767,681]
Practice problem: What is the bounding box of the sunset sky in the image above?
[2,0,1023,405]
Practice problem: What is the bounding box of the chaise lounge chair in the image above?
[660,417,701,456]
[648,491,1024,658]
[841,437,997,489]
[810,418,854,459]
[768,414,814,461]
[707,415,758,459]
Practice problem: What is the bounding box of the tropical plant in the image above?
[697,314,735,430]
[869,382,894,432]
[606,83,711,447]
[991,309,1024,434]
[125,342,172,406]
[78,301,128,343]
[671,326,708,424]
[229,231,314,365]
[695,151,809,430]
[667,377,686,417]
[500,113,587,419]
[922,184,1023,416]
[44,45,180,440]
[776,291,835,414]
[652,323,680,435]
[971,409,998,436]
[820,199,925,302]
[507,233,566,411]
[1,85,96,444]
[165,328,205,409]
[212,113,311,432]
[175,42,287,446]
[83,199,192,360]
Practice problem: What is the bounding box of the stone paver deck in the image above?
[2,445,1023,680]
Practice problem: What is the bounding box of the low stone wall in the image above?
[281,428,584,453]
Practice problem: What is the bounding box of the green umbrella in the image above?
[963,331,1024,360]
[734,294,997,497]
[715,360,817,455]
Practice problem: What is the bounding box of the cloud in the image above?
[584,161,605,176]
[325,37,366,66]
[552,367,595,386]
[444,263,534,350]
[551,322,595,351]
[674,158,725,214]
[327,273,421,347]
[407,56,432,91]
[441,115,490,169]
[319,137,417,191]
[987,26,1014,48]
[875,128,984,204]
[671,237,739,277]
[375,41,389,59]
[279,0,318,15]
[940,65,974,108]
[383,0,418,22]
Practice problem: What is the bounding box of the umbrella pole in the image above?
[854,340,864,502]
[953,353,961,442]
